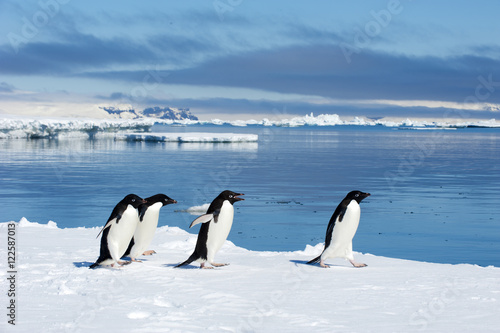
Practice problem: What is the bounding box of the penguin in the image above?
[308,190,370,268]
[122,194,177,262]
[90,194,145,269]
[175,190,244,269]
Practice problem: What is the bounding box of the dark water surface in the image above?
[1,125,499,266]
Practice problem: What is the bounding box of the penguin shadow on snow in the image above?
[289,259,365,268]
[75,261,133,269]
[289,259,312,266]
[163,263,204,269]
[73,261,94,268]
[121,256,151,263]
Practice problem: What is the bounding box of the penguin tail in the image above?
[175,253,199,268]
[89,256,105,269]
[307,255,321,265]
[89,261,100,269]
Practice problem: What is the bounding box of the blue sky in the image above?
[1,0,500,119]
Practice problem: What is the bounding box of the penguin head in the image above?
[219,190,245,204]
[346,190,370,204]
[122,194,146,209]
[145,194,178,207]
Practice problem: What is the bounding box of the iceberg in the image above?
[0,114,499,140]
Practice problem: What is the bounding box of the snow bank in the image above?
[0,118,156,139]
[0,219,498,332]
[116,132,259,143]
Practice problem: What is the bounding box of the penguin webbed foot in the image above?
[319,260,330,268]
[200,262,229,269]
[211,262,229,267]
[130,258,143,263]
[118,260,132,266]
[349,260,367,268]
[142,250,156,256]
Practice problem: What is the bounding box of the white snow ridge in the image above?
[0,219,498,332]
[1,114,499,140]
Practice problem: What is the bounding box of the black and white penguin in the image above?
[90,194,145,269]
[122,194,177,262]
[175,190,244,269]
[308,190,370,268]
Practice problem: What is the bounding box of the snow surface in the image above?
[117,132,259,143]
[1,114,499,139]
[1,219,499,333]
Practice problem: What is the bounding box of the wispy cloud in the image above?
[83,43,500,104]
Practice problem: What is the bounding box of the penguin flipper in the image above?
[95,216,119,239]
[337,205,348,222]
[189,214,214,228]
[138,204,148,222]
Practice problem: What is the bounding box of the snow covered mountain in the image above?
[100,106,198,121]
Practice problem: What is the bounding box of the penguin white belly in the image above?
[206,201,234,262]
[129,202,162,258]
[107,205,139,262]
[322,201,360,260]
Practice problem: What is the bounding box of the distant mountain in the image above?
[142,106,198,120]
[100,106,198,120]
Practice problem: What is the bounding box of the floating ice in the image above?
[117,132,259,143]
[0,114,499,140]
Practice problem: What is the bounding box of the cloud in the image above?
[0,82,15,92]
[92,90,500,121]
[177,46,500,103]
[84,43,500,104]
[2,5,500,108]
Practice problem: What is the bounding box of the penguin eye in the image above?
[229,195,233,198]
[132,198,136,202]
[355,193,359,197]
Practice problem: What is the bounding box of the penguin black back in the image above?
[90,194,144,269]
[175,190,244,268]
[139,194,177,221]
[308,191,370,266]
[324,191,370,249]
[122,193,178,259]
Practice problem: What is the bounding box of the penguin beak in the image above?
[169,199,178,205]
[234,193,245,201]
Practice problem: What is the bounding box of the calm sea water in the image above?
[1,125,499,266]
